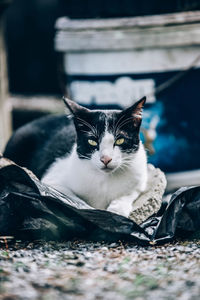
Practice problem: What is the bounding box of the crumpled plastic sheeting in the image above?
[0,155,200,245]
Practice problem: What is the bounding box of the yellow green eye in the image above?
[88,139,97,146]
[115,138,125,145]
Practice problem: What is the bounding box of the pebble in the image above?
[0,240,200,300]
[101,247,108,251]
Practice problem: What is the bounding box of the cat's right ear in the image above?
[62,97,90,115]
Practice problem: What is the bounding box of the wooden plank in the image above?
[10,95,64,114]
[0,18,12,151]
[64,48,200,75]
[166,169,200,192]
[55,11,200,31]
[56,23,200,52]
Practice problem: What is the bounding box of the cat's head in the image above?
[63,97,146,174]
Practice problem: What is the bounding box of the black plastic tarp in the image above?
[0,155,200,245]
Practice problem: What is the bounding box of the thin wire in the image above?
[147,54,200,98]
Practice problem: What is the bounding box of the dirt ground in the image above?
[0,239,200,300]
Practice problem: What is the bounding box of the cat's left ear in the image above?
[120,96,146,128]
[123,96,146,121]
[126,96,146,119]
[62,97,90,115]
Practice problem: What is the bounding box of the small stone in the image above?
[109,243,118,248]
[101,247,108,251]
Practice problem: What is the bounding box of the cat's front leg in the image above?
[107,191,140,218]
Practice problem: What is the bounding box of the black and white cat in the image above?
[4,97,148,217]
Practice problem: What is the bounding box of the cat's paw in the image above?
[107,198,132,218]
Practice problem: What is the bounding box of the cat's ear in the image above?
[119,96,146,128]
[126,96,146,119]
[62,97,90,115]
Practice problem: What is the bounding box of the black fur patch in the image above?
[72,99,144,159]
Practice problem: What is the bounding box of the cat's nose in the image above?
[100,155,112,166]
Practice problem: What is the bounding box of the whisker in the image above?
[118,164,129,172]
[80,129,91,134]
[114,113,127,133]
[121,160,132,165]
[77,151,90,160]
[121,155,135,161]
[76,117,97,137]
[121,161,131,167]
[121,154,135,160]
[115,117,135,136]
[117,117,134,129]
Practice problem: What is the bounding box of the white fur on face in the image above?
[91,131,122,173]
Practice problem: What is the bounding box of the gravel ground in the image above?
[0,239,200,300]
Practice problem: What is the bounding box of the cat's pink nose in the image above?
[100,155,112,166]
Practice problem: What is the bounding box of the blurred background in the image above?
[1,0,200,190]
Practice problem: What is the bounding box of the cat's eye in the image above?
[88,139,97,146]
[115,138,125,145]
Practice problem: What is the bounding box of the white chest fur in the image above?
[42,143,148,211]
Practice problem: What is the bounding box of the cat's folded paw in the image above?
[107,199,132,218]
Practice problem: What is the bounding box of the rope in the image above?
[150,54,200,97]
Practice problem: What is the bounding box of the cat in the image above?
[4,97,148,218]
